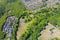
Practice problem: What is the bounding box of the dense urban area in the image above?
[0,0,60,40]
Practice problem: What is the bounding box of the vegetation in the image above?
[19,7,60,40]
[0,0,60,40]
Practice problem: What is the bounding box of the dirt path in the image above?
[38,23,60,40]
[17,22,28,40]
